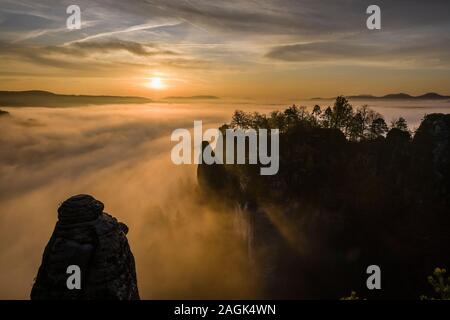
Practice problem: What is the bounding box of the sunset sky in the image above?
[0,0,449,101]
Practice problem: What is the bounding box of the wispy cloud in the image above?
[66,21,183,44]
[265,34,450,68]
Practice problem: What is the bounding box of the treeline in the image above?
[224,96,410,141]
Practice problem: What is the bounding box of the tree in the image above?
[348,112,365,141]
[311,105,321,126]
[391,117,409,132]
[420,267,450,300]
[347,105,373,141]
[369,116,388,139]
[251,112,269,129]
[283,105,312,128]
[231,110,251,129]
[321,106,333,128]
[357,106,372,137]
[312,105,321,117]
[284,105,301,127]
[331,96,353,133]
[268,111,287,132]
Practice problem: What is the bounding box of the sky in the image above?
[0,0,449,101]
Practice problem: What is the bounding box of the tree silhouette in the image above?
[391,117,409,132]
[231,110,251,129]
[369,116,389,139]
[321,106,333,128]
[331,96,353,134]
[229,97,395,141]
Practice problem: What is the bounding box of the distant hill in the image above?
[415,92,450,99]
[312,92,450,101]
[378,93,415,99]
[0,90,152,107]
[163,95,220,101]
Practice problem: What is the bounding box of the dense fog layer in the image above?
[0,100,449,299]
[0,104,258,299]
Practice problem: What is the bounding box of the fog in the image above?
[0,100,449,299]
[0,103,258,299]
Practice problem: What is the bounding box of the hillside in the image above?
[312,92,450,101]
[0,90,152,107]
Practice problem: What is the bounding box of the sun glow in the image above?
[148,77,166,90]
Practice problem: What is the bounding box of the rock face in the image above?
[413,114,450,201]
[31,194,139,300]
[197,113,450,299]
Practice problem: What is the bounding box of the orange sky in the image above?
[1,0,449,101]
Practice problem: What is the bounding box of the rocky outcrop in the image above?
[0,109,9,117]
[197,113,450,299]
[413,114,450,202]
[31,194,139,300]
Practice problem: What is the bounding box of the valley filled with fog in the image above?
[1,100,449,299]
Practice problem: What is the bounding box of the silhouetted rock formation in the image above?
[31,194,139,300]
[0,109,9,117]
[412,114,450,200]
[198,113,450,299]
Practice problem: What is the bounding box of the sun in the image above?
[148,77,166,90]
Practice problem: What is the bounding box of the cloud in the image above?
[3,1,450,49]
[67,21,183,44]
[265,36,450,68]
[68,40,179,57]
[142,0,450,39]
[0,39,214,76]
[266,41,377,62]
